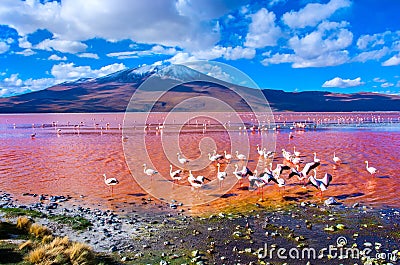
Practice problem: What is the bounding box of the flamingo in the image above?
[307,172,333,197]
[224,150,232,162]
[208,153,223,162]
[263,151,275,160]
[143,164,158,179]
[177,153,189,165]
[233,164,249,187]
[333,152,342,164]
[30,133,36,139]
[289,132,294,139]
[289,161,321,185]
[217,163,227,188]
[293,146,301,157]
[256,145,264,156]
[188,170,210,191]
[103,173,119,194]
[313,152,321,163]
[235,151,247,160]
[365,161,377,175]
[169,165,182,182]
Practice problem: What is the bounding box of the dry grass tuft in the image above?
[29,223,51,238]
[66,241,95,265]
[16,216,32,231]
[41,234,54,244]
[25,236,96,265]
[18,239,33,250]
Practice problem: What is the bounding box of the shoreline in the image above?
[1,191,399,264]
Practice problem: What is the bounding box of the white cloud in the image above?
[381,82,394,88]
[0,73,55,97]
[352,47,389,63]
[396,81,400,87]
[0,42,10,54]
[373,77,386,83]
[282,0,351,29]
[244,8,282,48]
[357,32,387,50]
[48,54,67,61]
[51,62,126,83]
[107,45,178,59]
[382,53,400,66]
[18,36,32,49]
[35,39,88,54]
[0,0,240,50]
[167,45,255,64]
[77,53,99,59]
[0,62,127,97]
[15,48,36,56]
[288,21,352,59]
[322,77,365,88]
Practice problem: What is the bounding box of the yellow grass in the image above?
[25,236,96,265]
[29,223,51,238]
[18,240,33,250]
[41,234,54,244]
[16,216,32,231]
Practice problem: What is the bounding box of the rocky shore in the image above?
[1,191,399,264]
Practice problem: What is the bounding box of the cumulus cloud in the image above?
[51,62,126,83]
[48,54,67,61]
[322,77,365,88]
[0,62,127,97]
[282,0,351,29]
[373,77,386,83]
[381,82,394,88]
[35,39,88,54]
[262,21,352,68]
[382,53,400,66]
[0,74,55,97]
[352,47,389,63]
[244,8,282,48]
[15,48,36,56]
[18,36,32,49]
[0,0,242,50]
[77,53,99,59]
[107,45,178,59]
[168,45,255,64]
[0,42,10,54]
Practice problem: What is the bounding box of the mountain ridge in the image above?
[0,65,399,113]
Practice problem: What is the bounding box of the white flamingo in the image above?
[333,152,342,164]
[235,151,246,160]
[169,165,182,182]
[307,172,333,197]
[256,144,264,156]
[103,173,119,194]
[313,152,321,163]
[365,161,377,175]
[293,146,301,157]
[217,163,227,188]
[177,153,189,165]
[188,170,210,191]
[143,164,158,179]
[224,150,232,161]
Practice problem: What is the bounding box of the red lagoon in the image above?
[0,112,399,214]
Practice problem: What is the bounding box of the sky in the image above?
[0,0,400,98]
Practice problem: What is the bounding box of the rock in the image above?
[363,242,373,247]
[352,202,360,208]
[336,224,346,230]
[191,250,199,257]
[160,260,169,265]
[109,246,117,252]
[324,197,341,206]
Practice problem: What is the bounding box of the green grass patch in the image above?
[0,208,42,218]
[48,215,92,230]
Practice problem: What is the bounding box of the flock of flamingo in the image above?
[104,130,379,201]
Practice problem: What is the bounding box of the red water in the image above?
[0,112,399,213]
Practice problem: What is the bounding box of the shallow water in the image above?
[0,112,399,213]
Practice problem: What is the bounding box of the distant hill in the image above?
[0,65,399,113]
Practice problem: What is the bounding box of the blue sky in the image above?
[0,0,399,97]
